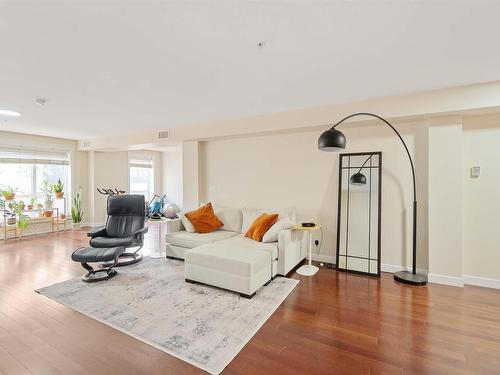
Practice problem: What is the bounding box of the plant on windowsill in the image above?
[71,191,83,230]
[0,185,18,201]
[40,180,54,209]
[27,197,37,210]
[53,179,64,199]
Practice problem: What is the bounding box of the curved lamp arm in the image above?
[331,112,416,202]
[320,112,426,284]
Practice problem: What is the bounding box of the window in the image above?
[129,156,154,201]
[0,148,71,202]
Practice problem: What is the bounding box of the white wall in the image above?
[199,120,428,267]
[462,114,500,283]
[428,118,463,285]
[92,151,129,224]
[162,147,183,208]
[182,141,200,210]
[88,149,163,225]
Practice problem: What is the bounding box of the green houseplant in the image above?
[41,180,54,209]
[0,185,18,201]
[53,179,64,199]
[10,202,30,231]
[27,197,37,210]
[71,191,83,229]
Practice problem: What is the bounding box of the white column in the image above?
[182,141,200,210]
[428,116,463,285]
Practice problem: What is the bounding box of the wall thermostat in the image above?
[470,166,481,178]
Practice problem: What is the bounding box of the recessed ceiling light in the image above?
[0,109,21,117]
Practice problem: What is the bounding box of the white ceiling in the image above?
[1,1,500,140]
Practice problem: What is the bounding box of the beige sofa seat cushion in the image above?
[217,235,278,260]
[165,230,238,249]
[185,242,270,277]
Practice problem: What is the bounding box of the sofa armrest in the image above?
[87,228,107,238]
[277,229,306,275]
[167,218,184,233]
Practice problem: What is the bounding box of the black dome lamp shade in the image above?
[318,128,346,151]
[350,172,367,186]
[318,112,427,286]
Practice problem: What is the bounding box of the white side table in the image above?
[147,218,170,259]
[292,223,321,276]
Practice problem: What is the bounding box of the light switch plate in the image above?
[470,166,480,178]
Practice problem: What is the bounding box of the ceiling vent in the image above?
[158,130,170,139]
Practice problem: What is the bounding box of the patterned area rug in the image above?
[37,258,298,374]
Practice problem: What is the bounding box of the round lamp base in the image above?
[296,265,319,276]
[394,271,428,286]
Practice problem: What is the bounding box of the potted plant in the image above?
[40,180,54,209]
[53,179,64,199]
[71,191,83,229]
[27,197,36,210]
[0,185,18,201]
[10,202,29,230]
[36,203,44,210]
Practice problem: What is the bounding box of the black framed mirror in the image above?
[336,152,382,277]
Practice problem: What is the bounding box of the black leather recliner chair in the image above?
[87,194,148,266]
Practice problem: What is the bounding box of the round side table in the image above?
[147,218,170,258]
[292,223,321,276]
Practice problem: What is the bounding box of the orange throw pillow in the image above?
[184,202,223,233]
[245,213,279,242]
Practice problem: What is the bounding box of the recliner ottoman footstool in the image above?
[184,242,274,299]
[72,246,125,282]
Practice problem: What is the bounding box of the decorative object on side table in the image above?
[292,223,322,276]
[318,112,427,286]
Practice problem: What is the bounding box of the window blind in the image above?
[0,148,70,165]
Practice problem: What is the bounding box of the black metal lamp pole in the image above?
[318,112,427,286]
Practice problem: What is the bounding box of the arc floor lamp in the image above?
[318,112,427,286]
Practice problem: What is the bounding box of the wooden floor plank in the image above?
[1,229,500,374]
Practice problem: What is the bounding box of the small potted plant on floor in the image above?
[0,185,18,201]
[71,191,83,230]
[53,179,64,199]
[41,180,54,209]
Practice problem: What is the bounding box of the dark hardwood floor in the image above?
[1,229,500,374]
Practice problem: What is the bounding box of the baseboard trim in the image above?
[428,273,464,287]
[463,275,500,289]
[309,254,336,264]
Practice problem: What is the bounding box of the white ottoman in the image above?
[184,242,273,298]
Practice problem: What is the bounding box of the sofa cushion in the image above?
[218,235,278,260]
[213,205,242,233]
[165,230,238,249]
[262,217,294,243]
[241,206,296,234]
[184,202,223,233]
[185,242,271,277]
[178,211,195,233]
[245,213,279,242]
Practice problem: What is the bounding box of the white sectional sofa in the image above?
[165,206,306,298]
